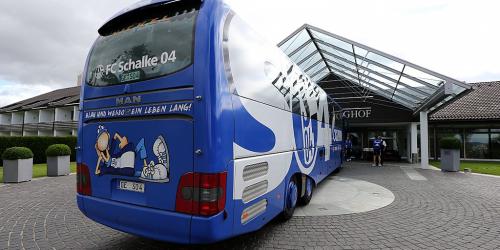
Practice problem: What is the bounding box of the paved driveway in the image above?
[1,163,499,249]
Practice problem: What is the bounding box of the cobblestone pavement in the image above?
[1,163,499,250]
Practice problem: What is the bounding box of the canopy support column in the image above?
[410,122,419,164]
[420,111,429,169]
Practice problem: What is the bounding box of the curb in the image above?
[31,172,76,182]
[429,165,500,179]
[468,172,500,179]
[427,165,441,171]
[1,173,76,187]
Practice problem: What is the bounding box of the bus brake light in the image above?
[176,172,227,216]
[77,163,92,196]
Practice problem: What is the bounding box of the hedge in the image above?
[46,144,72,157]
[2,147,34,160]
[0,137,76,164]
[439,137,461,150]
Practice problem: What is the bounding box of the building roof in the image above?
[278,24,471,113]
[430,81,500,121]
[0,86,80,113]
[0,79,498,123]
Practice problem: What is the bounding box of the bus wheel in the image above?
[298,176,314,206]
[281,176,298,221]
[333,166,342,174]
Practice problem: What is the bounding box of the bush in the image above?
[440,137,461,150]
[46,144,71,157]
[0,137,76,164]
[2,147,34,160]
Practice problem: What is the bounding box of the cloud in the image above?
[226,0,500,83]
[0,80,53,107]
[0,0,136,87]
[0,0,499,107]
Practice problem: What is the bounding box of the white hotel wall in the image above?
[11,112,24,136]
[23,110,39,136]
[38,108,55,136]
[54,106,75,137]
[11,112,23,125]
[72,106,79,135]
[0,113,11,136]
[0,105,78,137]
[39,109,54,123]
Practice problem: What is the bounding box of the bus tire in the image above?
[281,176,298,221]
[333,166,342,174]
[298,176,314,206]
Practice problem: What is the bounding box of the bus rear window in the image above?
[86,4,199,87]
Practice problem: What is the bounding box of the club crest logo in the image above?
[94,65,105,80]
[293,98,319,174]
[269,63,326,174]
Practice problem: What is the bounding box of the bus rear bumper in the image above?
[77,194,192,244]
[77,195,234,244]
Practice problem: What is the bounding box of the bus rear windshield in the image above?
[86,6,198,87]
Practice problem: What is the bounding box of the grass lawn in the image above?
[430,160,500,176]
[0,162,76,183]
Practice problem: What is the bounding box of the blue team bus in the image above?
[76,0,343,244]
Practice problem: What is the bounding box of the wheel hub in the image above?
[306,178,312,196]
[287,181,297,209]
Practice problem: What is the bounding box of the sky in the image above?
[0,0,499,107]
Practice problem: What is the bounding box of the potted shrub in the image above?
[2,147,34,183]
[46,144,71,176]
[440,137,461,172]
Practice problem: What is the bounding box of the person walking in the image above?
[372,136,383,167]
[345,135,353,162]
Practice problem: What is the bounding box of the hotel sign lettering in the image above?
[335,107,372,120]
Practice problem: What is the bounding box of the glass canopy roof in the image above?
[278,24,471,113]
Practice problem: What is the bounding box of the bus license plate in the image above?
[119,180,144,193]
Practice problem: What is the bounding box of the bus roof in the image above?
[98,0,187,35]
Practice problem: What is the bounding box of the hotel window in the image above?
[465,129,489,159]
[489,132,500,159]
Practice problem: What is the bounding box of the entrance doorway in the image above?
[346,127,408,162]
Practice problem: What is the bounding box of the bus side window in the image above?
[223,13,296,111]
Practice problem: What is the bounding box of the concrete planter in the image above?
[47,155,70,176]
[3,158,33,183]
[440,149,460,172]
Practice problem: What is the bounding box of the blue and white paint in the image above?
[77,0,343,244]
[224,14,338,204]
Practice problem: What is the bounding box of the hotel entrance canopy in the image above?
[278,24,471,114]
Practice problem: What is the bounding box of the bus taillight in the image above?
[176,172,227,216]
[77,163,92,196]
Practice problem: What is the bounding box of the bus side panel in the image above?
[221,3,344,239]
[230,95,292,235]
[288,110,336,184]
[190,1,236,243]
[332,128,344,171]
[230,100,338,235]
[192,0,234,175]
[232,153,290,235]
[231,144,340,236]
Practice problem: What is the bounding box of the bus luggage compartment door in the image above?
[82,117,193,212]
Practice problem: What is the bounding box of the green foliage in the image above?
[45,144,72,157]
[431,160,500,176]
[439,137,461,150]
[2,147,34,160]
[0,137,76,164]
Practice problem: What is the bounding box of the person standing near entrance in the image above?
[372,136,383,167]
[345,135,353,162]
[380,138,387,166]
